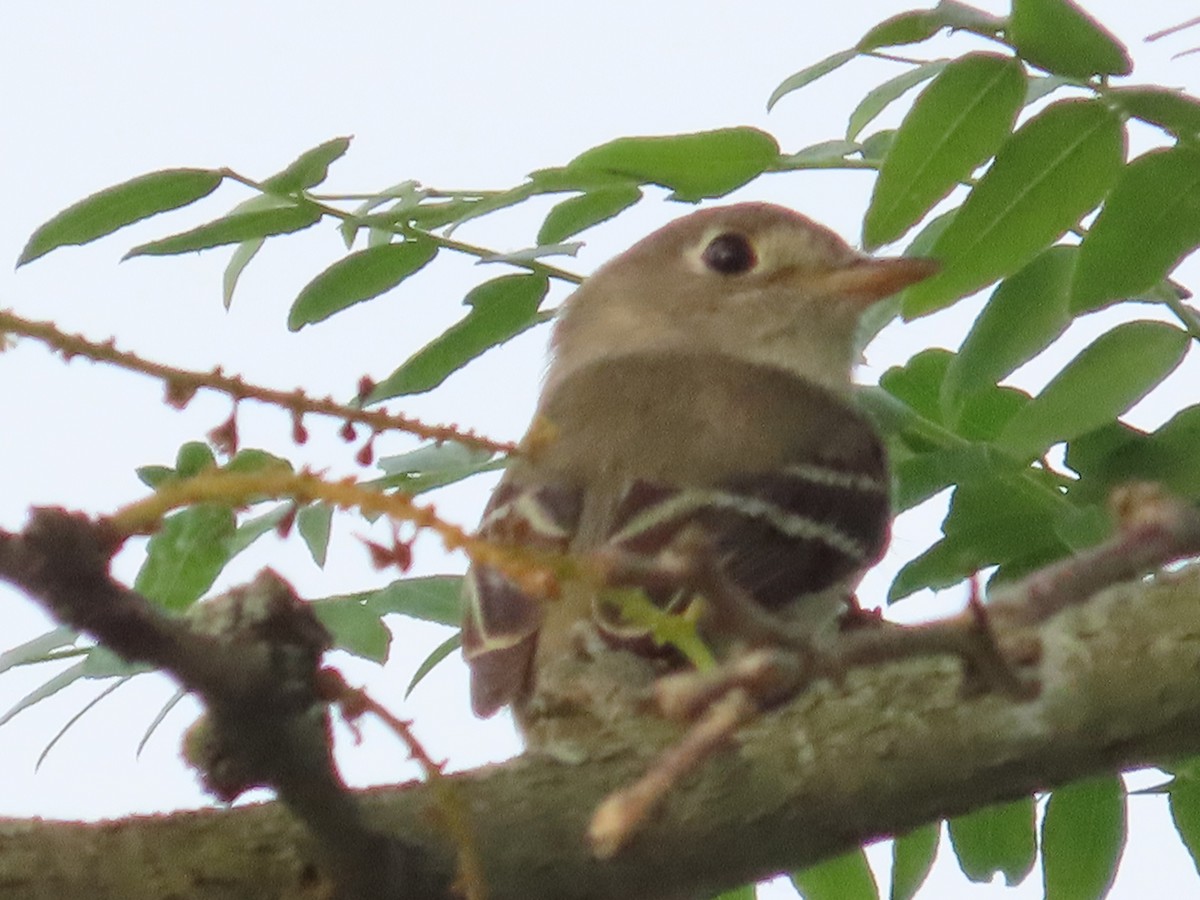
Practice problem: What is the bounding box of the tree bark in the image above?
[3,566,1200,900]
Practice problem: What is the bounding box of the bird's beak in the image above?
[821,256,940,305]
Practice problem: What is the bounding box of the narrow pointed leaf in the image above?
[902,99,1125,317]
[947,797,1037,885]
[406,632,462,697]
[125,202,322,258]
[297,503,333,568]
[1009,0,1131,79]
[1108,87,1200,142]
[363,575,463,626]
[1072,146,1200,311]
[311,599,390,662]
[768,49,857,110]
[1042,776,1127,900]
[790,847,879,900]
[227,503,293,556]
[377,441,494,476]
[778,140,862,169]
[137,687,188,757]
[857,1,1005,51]
[133,504,237,611]
[0,626,77,675]
[19,168,223,265]
[860,130,897,165]
[261,136,352,194]
[996,321,1189,461]
[891,824,940,900]
[847,61,947,142]
[37,677,131,770]
[942,245,1075,417]
[288,239,437,329]
[1169,775,1200,876]
[370,274,548,399]
[0,660,88,727]
[864,53,1026,249]
[565,128,779,201]
[537,185,643,245]
[223,238,265,309]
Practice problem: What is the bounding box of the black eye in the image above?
[701,232,756,275]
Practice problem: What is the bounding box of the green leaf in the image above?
[0,660,87,728]
[377,441,494,477]
[1067,406,1200,501]
[311,598,391,662]
[847,61,947,142]
[137,687,187,757]
[892,443,1022,511]
[227,503,292,556]
[1009,0,1131,79]
[891,478,1065,599]
[880,348,953,425]
[124,202,322,258]
[891,824,940,900]
[1072,146,1200,311]
[857,1,1006,51]
[136,465,175,488]
[1025,74,1072,105]
[364,575,463,626]
[81,645,150,677]
[941,246,1076,418]
[1042,776,1127,900]
[565,128,780,202]
[480,243,581,265]
[996,321,1189,461]
[260,136,351,194]
[406,632,462,697]
[222,238,265,309]
[778,140,862,168]
[710,885,756,900]
[768,49,858,110]
[370,274,548,399]
[37,677,131,770]
[947,797,1037,885]
[0,626,78,675]
[133,504,236,611]
[790,847,879,900]
[18,168,224,265]
[1145,406,1200,498]
[297,503,333,568]
[538,186,643,245]
[902,99,1125,317]
[1107,87,1200,142]
[288,238,437,329]
[368,442,506,495]
[177,441,217,477]
[1169,775,1200,877]
[860,130,897,165]
[224,448,292,474]
[864,53,1026,249]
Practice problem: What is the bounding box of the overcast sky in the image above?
[2,2,1199,897]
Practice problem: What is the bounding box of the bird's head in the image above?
[549,203,938,394]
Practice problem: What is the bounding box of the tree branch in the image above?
[4,557,1200,898]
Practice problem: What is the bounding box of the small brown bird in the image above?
[461,203,937,742]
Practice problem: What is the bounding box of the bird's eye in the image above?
[701,232,756,275]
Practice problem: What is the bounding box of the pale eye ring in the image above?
[701,232,757,275]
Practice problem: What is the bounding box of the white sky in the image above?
[2,2,1199,898]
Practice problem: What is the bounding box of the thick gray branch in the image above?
[3,567,1200,899]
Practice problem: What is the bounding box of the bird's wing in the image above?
[462,351,890,716]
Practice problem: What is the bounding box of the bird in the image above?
[460,202,938,744]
